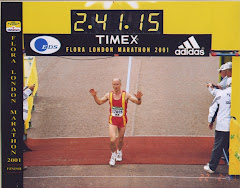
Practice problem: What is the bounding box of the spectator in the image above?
[207,64,228,96]
[23,84,35,152]
[204,78,232,173]
[224,61,232,78]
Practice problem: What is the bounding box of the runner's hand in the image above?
[89,89,97,96]
[134,91,143,100]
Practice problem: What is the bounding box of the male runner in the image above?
[89,78,143,166]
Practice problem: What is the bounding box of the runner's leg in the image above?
[109,124,118,152]
[118,126,126,151]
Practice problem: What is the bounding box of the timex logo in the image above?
[96,35,138,45]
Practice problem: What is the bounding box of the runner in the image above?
[89,78,143,166]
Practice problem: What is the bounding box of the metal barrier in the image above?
[211,50,239,56]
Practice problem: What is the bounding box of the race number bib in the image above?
[111,106,123,117]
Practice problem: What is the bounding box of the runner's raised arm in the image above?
[89,89,108,105]
[126,91,143,105]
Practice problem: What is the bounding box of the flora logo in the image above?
[175,36,205,56]
[30,36,61,54]
[6,21,21,32]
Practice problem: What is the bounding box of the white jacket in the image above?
[208,87,231,132]
[218,76,228,89]
[208,76,228,96]
[23,88,32,121]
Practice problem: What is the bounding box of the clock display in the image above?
[71,10,163,34]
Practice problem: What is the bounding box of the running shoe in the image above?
[109,152,116,166]
[116,150,122,162]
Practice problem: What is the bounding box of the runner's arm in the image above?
[89,89,108,105]
[127,91,143,105]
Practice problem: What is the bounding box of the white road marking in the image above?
[132,135,215,138]
[126,56,132,93]
[125,56,132,137]
[130,58,142,136]
[28,135,214,139]
[23,175,227,180]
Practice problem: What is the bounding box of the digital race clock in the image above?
[24,9,211,56]
[71,10,163,34]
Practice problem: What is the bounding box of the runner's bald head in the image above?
[112,78,121,83]
[112,78,122,90]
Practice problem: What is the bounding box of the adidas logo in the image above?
[175,36,205,56]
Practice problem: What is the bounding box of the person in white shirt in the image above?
[204,78,232,173]
[23,85,35,151]
[23,85,35,121]
[224,61,232,78]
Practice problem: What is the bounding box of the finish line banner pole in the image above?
[1,2,23,188]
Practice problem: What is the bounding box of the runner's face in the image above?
[112,80,121,92]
